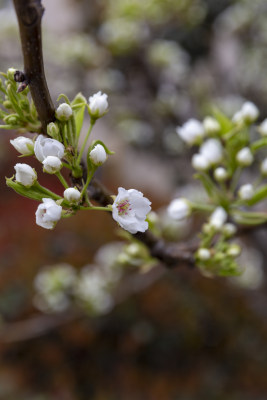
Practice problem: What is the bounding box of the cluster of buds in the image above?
[1,68,151,235]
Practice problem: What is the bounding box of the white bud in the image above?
[203,116,220,135]
[258,119,267,136]
[223,223,237,237]
[197,248,211,261]
[260,158,267,176]
[176,118,205,146]
[192,153,210,171]
[209,207,227,230]
[241,101,259,123]
[34,135,65,163]
[167,198,191,221]
[55,103,73,121]
[236,147,254,166]
[14,163,37,187]
[89,144,107,165]
[199,139,223,165]
[10,136,34,155]
[42,156,62,174]
[35,198,62,230]
[214,167,228,181]
[88,91,108,118]
[227,244,241,257]
[64,187,81,203]
[238,183,254,200]
[232,110,244,124]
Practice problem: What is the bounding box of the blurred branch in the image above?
[12,0,55,132]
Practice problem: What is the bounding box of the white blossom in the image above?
[199,139,223,165]
[241,101,259,123]
[55,103,73,121]
[35,198,62,230]
[258,119,267,136]
[260,158,267,176]
[10,136,34,155]
[238,183,254,200]
[214,167,228,181]
[34,135,65,162]
[227,244,241,257]
[197,248,211,261]
[176,118,205,145]
[236,147,254,166]
[88,91,108,118]
[42,156,62,174]
[167,198,191,221]
[14,163,37,187]
[209,207,227,230]
[112,187,151,234]
[223,223,237,237]
[203,116,220,135]
[89,144,107,165]
[191,153,210,171]
[64,187,81,203]
[232,110,244,124]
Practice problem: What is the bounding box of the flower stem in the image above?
[76,120,95,165]
[56,172,69,189]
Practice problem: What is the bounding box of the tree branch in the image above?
[12,0,55,132]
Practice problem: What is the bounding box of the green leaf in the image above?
[6,178,61,202]
[212,108,233,135]
[73,104,85,138]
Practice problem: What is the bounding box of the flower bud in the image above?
[10,136,34,155]
[88,91,108,119]
[63,187,81,203]
[4,114,20,125]
[258,119,267,136]
[55,103,73,121]
[3,100,12,109]
[241,101,259,123]
[214,167,228,182]
[34,135,65,162]
[192,153,210,171]
[197,248,211,261]
[89,144,107,165]
[14,163,37,187]
[7,67,16,80]
[209,207,227,230]
[47,122,61,141]
[42,156,62,174]
[167,198,191,221]
[232,110,244,124]
[238,183,254,200]
[236,147,254,166]
[199,139,223,165]
[35,198,62,229]
[203,116,220,135]
[223,223,237,237]
[176,118,205,146]
[227,244,241,257]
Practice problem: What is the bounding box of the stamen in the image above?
[117,199,131,216]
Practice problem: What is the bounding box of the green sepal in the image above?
[57,94,71,105]
[6,178,61,202]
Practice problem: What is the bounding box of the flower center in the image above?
[117,198,132,216]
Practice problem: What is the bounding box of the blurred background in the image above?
[1,0,267,399]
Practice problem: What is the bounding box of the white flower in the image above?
[238,183,254,200]
[88,91,108,118]
[42,156,62,174]
[241,101,259,123]
[258,119,267,136]
[35,198,62,230]
[14,163,37,187]
[55,103,73,121]
[176,118,205,145]
[209,207,227,230]
[192,153,210,171]
[34,135,65,163]
[89,144,107,165]
[112,187,151,234]
[199,139,223,165]
[197,248,211,261]
[236,147,254,166]
[232,110,244,124]
[64,187,81,203]
[167,198,191,221]
[214,167,228,181]
[227,244,241,257]
[260,158,267,176]
[203,116,220,135]
[10,136,34,155]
